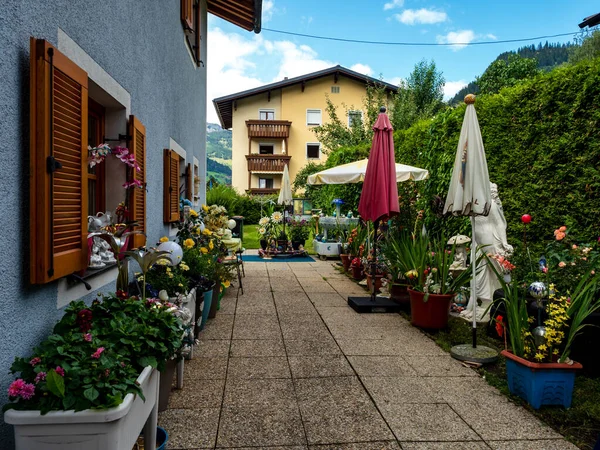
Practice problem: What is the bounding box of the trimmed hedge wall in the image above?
[394,57,600,244]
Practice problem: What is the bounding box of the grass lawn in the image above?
[242,225,316,254]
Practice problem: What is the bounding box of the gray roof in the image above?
[212,65,398,129]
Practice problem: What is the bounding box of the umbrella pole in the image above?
[371,219,379,302]
[471,218,477,348]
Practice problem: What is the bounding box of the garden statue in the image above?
[448,235,471,270]
[97,238,117,264]
[89,243,105,268]
[461,182,513,322]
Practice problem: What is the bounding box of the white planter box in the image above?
[5,366,159,450]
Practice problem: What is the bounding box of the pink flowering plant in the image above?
[3,293,183,414]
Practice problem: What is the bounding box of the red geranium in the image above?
[76,309,93,332]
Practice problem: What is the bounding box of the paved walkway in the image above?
[159,258,575,450]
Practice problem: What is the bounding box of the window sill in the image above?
[57,264,118,309]
[70,262,118,285]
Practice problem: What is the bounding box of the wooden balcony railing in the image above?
[246,154,291,172]
[246,120,292,138]
[247,188,280,195]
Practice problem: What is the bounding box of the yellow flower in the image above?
[166,267,171,272]
[193,226,200,234]
[178,283,183,287]
[553,349,559,355]
[180,263,189,271]
[184,238,196,249]
[538,344,547,351]
[534,353,544,361]
[202,204,209,212]
[209,240,214,251]
[527,317,534,324]
[159,236,169,243]
[200,247,208,254]
[203,228,213,236]
[223,280,231,288]
[189,209,198,217]
[168,272,174,278]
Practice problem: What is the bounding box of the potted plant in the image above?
[489,255,600,409]
[289,215,310,250]
[350,257,364,280]
[380,231,416,305]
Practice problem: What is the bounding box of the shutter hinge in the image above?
[47,156,62,173]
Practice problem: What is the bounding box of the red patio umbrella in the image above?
[350,107,400,312]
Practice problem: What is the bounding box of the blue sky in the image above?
[206,0,598,123]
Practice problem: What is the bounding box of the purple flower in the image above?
[20,383,35,400]
[34,372,47,384]
[8,379,36,400]
[83,333,92,342]
[29,357,41,366]
[55,366,65,377]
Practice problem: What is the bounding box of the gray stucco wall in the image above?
[0,0,208,445]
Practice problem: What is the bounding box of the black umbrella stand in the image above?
[348,218,401,313]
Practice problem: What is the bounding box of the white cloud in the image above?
[436,30,476,51]
[394,9,447,25]
[270,41,334,80]
[262,0,274,22]
[443,80,469,100]
[486,33,497,40]
[383,0,404,10]
[387,76,404,86]
[350,63,373,76]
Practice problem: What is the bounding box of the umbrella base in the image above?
[348,296,401,314]
[450,344,498,364]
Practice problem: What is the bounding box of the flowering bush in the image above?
[3,293,183,414]
[288,216,310,242]
[144,259,190,298]
[204,204,229,232]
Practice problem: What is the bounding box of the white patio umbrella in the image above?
[278,164,293,239]
[444,94,496,361]
[306,158,429,185]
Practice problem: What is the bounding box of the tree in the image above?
[406,59,445,116]
[569,29,600,64]
[477,54,539,95]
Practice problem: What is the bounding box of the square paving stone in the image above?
[194,340,230,357]
[217,405,306,447]
[302,284,337,294]
[285,339,341,356]
[281,323,333,341]
[229,339,286,357]
[199,318,234,340]
[361,376,444,405]
[307,292,347,306]
[309,442,400,450]
[347,356,417,377]
[168,378,225,409]
[223,378,297,409]
[233,315,282,340]
[272,285,306,294]
[488,439,578,449]
[184,357,228,381]
[425,376,502,404]
[449,395,561,441]
[227,356,292,379]
[380,403,480,442]
[403,356,479,377]
[400,442,490,450]
[159,408,219,449]
[218,298,237,314]
[236,301,277,315]
[336,339,402,356]
[229,447,307,450]
[289,355,354,378]
[327,326,389,340]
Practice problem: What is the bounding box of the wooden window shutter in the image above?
[127,115,147,248]
[164,149,180,223]
[194,0,201,64]
[30,38,89,284]
[181,0,193,30]
[185,163,193,201]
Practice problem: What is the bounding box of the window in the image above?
[348,110,363,128]
[259,178,274,189]
[88,99,105,216]
[164,149,181,223]
[181,0,201,66]
[306,143,321,159]
[306,109,322,126]
[259,109,275,120]
[259,144,274,155]
[331,86,340,94]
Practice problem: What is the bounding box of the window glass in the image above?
[259,178,273,189]
[259,144,274,154]
[87,100,105,216]
[306,109,322,126]
[348,110,363,128]
[259,110,275,120]
[306,143,320,159]
[331,86,340,94]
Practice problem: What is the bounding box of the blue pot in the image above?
[200,288,213,331]
[502,350,581,409]
[157,426,168,450]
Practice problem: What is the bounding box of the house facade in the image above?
[0,0,261,445]
[213,66,398,194]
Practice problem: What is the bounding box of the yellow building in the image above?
[213,65,398,194]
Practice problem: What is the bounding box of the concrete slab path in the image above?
[159,258,576,449]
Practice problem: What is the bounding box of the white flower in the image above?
[271,211,283,223]
[259,217,270,226]
[258,227,266,235]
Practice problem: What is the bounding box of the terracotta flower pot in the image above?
[340,254,351,271]
[408,288,453,329]
[390,283,410,305]
[366,274,384,293]
[351,265,363,280]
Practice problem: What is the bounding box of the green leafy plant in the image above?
[288,215,310,242]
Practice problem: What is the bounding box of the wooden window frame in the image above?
[182,0,202,66]
[164,149,181,223]
[87,98,106,216]
[128,115,147,248]
[258,109,275,120]
[259,143,274,155]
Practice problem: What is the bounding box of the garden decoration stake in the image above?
[278,163,293,243]
[349,107,401,313]
[444,94,497,363]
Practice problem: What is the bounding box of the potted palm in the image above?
[380,231,416,305]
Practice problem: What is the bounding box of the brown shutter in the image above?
[128,115,147,248]
[181,0,193,30]
[30,38,88,284]
[164,149,180,223]
[185,163,193,201]
[194,1,201,64]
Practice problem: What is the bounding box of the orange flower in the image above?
[559,226,567,232]
[555,232,565,241]
[558,261,566,268]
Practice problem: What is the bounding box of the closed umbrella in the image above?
[349,107,401,313]
[278,163,293,241]
[307,159,429,185]
[444,94,496,362]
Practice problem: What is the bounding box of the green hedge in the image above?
[394,57,600,244]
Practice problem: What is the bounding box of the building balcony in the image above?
[247,188,280,195]
[246,154,291,173]
[246,120,292,138]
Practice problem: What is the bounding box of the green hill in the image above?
[206,123,232,184]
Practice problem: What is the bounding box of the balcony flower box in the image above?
[4,366,159,450]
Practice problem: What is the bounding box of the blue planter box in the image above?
[502,350,581,409]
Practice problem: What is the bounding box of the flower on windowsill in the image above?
[122,179,143,189]
[159,236,169,243]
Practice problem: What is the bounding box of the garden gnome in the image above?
[461,182,513,321]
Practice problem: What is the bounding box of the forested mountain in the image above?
[206,123,232,184]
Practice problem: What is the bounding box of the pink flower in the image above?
[29,357,41,366]
[558,261,566,268]
[122,179,143,189]
[34,372,47,384]
[55,366,65,377]
[20,383,35,400]
[91,347,105,359]
[83,333,92,342]
[572,244,578,250]
[8,379,26,397]
[542,267,548,273]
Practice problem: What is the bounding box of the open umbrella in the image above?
[278,163,293,241]
[307,159,429,185]
[444,94,497,362]
[348,107,401,313]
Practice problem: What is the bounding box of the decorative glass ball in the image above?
[227,219,236,230]
[157,241,183,266]
[533,326,547,348]
[528,281,547,300]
